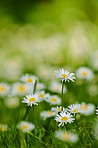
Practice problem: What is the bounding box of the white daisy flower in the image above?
[36,82,45,91]
[37,91,47,101]
[55,112,74,126]
[0,124,8,132]
[20,74,38,84]
[68,104,81,115]
[55,68,76,82]
[80,102,95,115]
[96,107,98,116]
[45,95,61,105]
[0,83,10,96]
[76,67,94,80]
[49,81,67,93]
[5,97,19,108]
[55,130,78,143]
[40,110,56,120]
[51,106,68,114]
[22,93,40,106]
[11,82,32,96]
[17,121,35,133]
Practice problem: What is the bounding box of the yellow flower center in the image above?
[51,97,57,102]
[62,133,70,140]
[0,127,6,132]
[17,85,26,92]
[29,97,36,102]
[27,78,33,82]
[48,111,54,115]
[73,109,78,113]
[62,74,67,78]
[0,86,6,92]
[22,124,28,130]
[58,108,62,111]
[81,71,88,76]
[80,104,88,110]
[61,116,68,121]
[39,94,44,98]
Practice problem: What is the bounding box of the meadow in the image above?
[0,0,98,148]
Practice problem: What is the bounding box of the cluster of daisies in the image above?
[0,66,94,97]
[0,67,97,143]
[41,103,95,125]
[0,74,45,97]
[0,74,45,108]
[0,67,94,99]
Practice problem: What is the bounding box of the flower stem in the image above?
[33,105,37,126]
[66,143,72,148]
[33,80,37,94]
[19,97,22,120]
[75,114,77,125]
[23,106,30,120]
[27,133,29,147]
[61,81,64,107]
[33,80,37,126]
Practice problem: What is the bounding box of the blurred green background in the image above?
[0,0,98,26]
[0,0,98,81]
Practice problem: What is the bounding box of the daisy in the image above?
[37,91,47,101]
[68,104,81,115]
[96,107,98,117]
[11,82,32,96]
[17,121,35,133]
[76,67,94,80]
[55,130,78,143]
[40,110,56,120]
[51,106,68,114]
[0,124,8,132]
[22,93,40,106]
[0,83,10,96]
[80,102,95,115]
[55,68,76,82]
[49,81,67,93]
[36,82,45,91]
[5,97,19,108]
[55,112,74,126]
[20,74,38,84]
[45,95,61,105]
